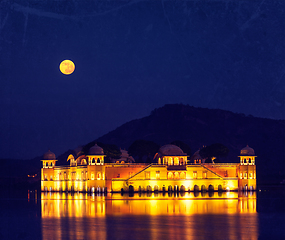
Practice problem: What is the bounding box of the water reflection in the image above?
[41,191,258,240]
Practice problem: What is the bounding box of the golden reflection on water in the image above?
[41,192,258,240]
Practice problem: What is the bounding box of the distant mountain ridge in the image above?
[95,104,285,184]
[1,104,284,187]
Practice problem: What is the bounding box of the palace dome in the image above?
[88,144,104,155]
[240,145,255,156]
[158,144,187,156]
[43,150,56,160]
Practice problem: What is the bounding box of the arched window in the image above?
[180,172,186,179]
[146,185,152,192]
[194,185,199,192]
[174,172,179,179]
[129,185,134,192]
[208,185,214,191]
[92,158,95,164]
[97,172,101,180]
[168,185,173,192]
[248,158,251,164]
[201,185,206,192]
[168,172,173,179]
[97,158,100,164]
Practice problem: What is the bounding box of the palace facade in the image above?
[41,144,256,193]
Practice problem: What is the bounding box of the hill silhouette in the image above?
[1,104,284,187]
[95,104,285,184]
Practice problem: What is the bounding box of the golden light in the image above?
[59,60,75,75]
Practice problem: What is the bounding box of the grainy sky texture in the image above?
[0,0,284,159]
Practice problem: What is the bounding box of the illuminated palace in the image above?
[41,144,256,193]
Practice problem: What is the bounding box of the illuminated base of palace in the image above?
[41,163,256,193]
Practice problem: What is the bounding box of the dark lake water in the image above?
[0,186,284,240]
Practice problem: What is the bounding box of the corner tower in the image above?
[238,145,257,191]
[41,150,57,191]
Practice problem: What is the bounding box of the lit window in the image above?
[249,172,252,179]
[180,172,186,179]
[71,172,76,180]
[244,172,247,179]
[193,171,197,179]
[91,173,94,180]
[203,171,207,179]
[240,173,243,179]
[174,172,179,179]
[97,172,101,180]
[145,171,150,179]
[156,171,160,179]
[168,172,173,179]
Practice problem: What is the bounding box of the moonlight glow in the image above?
[59,60,75,75]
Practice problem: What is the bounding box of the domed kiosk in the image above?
[155,144,187,165]
[238,145,256,191]
[41,150,57,168]
[87,144,105,165]
[239,145,256,165]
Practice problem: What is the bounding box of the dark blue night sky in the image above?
[0,0,284,159]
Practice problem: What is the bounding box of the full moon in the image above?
[59,60,75,75]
